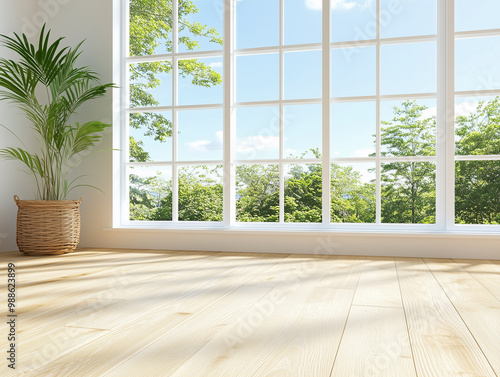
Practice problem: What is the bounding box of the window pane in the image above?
[332,46,376,97]
[129,62,172,108]
[455,161,500,224]
[178,0,223,53]
[456,0,500,32]
[381,162,436,224]
[129,112,172,162]
[236,164,279,222]
[284,0,322,45]
[284,164,322,223]
[236,54,279,102]
[381,42,436,95]
[455,96,500,156]
[129,166,172,221]
[178,109,223,162]
[380,0,436,39]
[178,165,223,221]
[331,102,376,158]
[178,57,223,106]
[331,163,376,223]
[380,99,436,157]
[236,106,280,161]
[331,0,376,43]
[284,104,322,159]
[284,50,322,100]
[455,36,500,93]
[236,0,279,49]
[129,0,172,56]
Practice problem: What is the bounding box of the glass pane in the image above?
[236,54,279,102]
[381,162,436,224]
[178,109,223,161]
[455,96,500,156]
[331,163,376,223]
[456,0,500,32]
[284,104,322,159]
[178,165,223,221]
[331,102,376,158]
[380,99,436,157]
[284,164,322,223]
[236,164,279,222]
[129,62,172,108]
[129,0,172,56]
[178,57,223,105]
[129,112,172,162]
[236,0,279,49]
[381,42,436,95]
[331,46,376,97]
[455,36,500,93]
[178,0,223,53]
[331,0,376,43]
[284,0,322,45]
[455,161,500,224]
[284,50,322,100]
[129,166,172,221]
[380,0,436,39]
[236,106,280,161]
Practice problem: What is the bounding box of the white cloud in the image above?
[421,107,437,119]
[354,147,375,157]
[209,62,223,69]
[417,102,479,120]
[237,135,280,154]
[305,0,358,11]
[455,102,477,117]
[187,131,223,152]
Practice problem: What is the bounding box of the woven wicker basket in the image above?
[14,195,82,256]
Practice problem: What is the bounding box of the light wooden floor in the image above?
[1,249,500,377]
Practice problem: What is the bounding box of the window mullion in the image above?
[223,0,235,226]
[172,0,179,222]
[445,0,456,229]
[322,0,331,225]
[279,0,285,224]
[375,0,381,224]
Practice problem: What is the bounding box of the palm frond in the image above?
[0,24,115,200]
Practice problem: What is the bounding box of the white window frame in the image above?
[112,0,500,234]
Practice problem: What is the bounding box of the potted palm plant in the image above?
[0,25,114,255]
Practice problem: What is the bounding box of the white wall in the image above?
[0,0,38,252]
[1,0,499,259]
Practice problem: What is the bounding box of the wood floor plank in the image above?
[453,259,500,302]
[7,252,227,373]
[424,258,500,375]
[27,254,290,377]
[352,257,402,308]
[330,306,415,377]
[104,284,276,377]
[168,257,360,377]
[2,250,500,377]
[396,258,496,377]
[330,257,413,377]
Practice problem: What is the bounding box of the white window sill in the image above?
[105,223,500,239]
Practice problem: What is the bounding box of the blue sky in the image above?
[130,0,500,179]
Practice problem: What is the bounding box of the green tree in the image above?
[379,101,436,223]
[236,165,280,222]
[284,164,322,223]
[129,172,172,220]
[331,164,375,223]
[455,97,500,224]
[177,166,223,221]
[128,0,222,161]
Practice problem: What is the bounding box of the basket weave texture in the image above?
[14,195,82,255]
